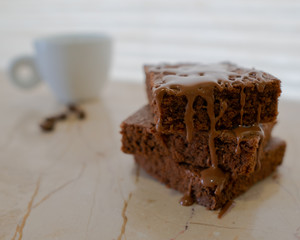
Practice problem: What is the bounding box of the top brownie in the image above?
[145,62,281,139]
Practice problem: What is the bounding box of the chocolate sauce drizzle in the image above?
[180,179,195,206]
[240,85,246,125]
[151,63,267,197]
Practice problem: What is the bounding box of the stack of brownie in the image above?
[121,62,286,210]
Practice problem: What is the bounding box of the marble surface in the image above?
[0,73,300,240]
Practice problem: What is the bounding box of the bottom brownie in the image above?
[134,137,286,210]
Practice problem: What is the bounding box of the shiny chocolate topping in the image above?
[200,167,226,195]
[150,63,267,142]
[150,62,268,195]
[179,194,195,207]
[180,179,195,206]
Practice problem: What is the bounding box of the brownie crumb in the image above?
[68,104,79,112]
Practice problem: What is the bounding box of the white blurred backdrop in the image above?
[0,0,299,99]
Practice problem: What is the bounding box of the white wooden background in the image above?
[0,0,299,99]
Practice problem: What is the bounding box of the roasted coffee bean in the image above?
[77,111,86,119]
[41,104,86,132]
[40,119,55,132]
[56,113,67,120]
[68,104,78,112]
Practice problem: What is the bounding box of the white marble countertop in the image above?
[1,73,300,240]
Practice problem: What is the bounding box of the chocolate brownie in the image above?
[121,105,275,176]
[134,137,286,210]
[144,63,281,140]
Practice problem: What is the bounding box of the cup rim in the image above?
[35,33,111,45]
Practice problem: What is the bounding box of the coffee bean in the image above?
[45,117,56,122]
[78,111,86,119]
[56,113,67,120]
[40,119,55,132]
[68,104,78,112]
[41,104,86,133]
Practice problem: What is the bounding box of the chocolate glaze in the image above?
[257,104,262,122]
[180,179,195,206]
[200,167,226,195]
[151,63,268,195]
[240,85,246,125]
[151,63,267,141]
[179,194,195,206]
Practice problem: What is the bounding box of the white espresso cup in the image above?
[9,33,112,103]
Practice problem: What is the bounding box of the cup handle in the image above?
[8,55,42,89]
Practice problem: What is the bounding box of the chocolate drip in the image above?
[200,167,226,195]
[179,194,195,206]
[216,101,228,123]
[253,72,267,93]
[257,104,262,122]
[250,71,265,124]
[151,63,269,196]
[152,63,267,141]
[184,94,197,142]
[240,85,246,125]
[180,179,195,206]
